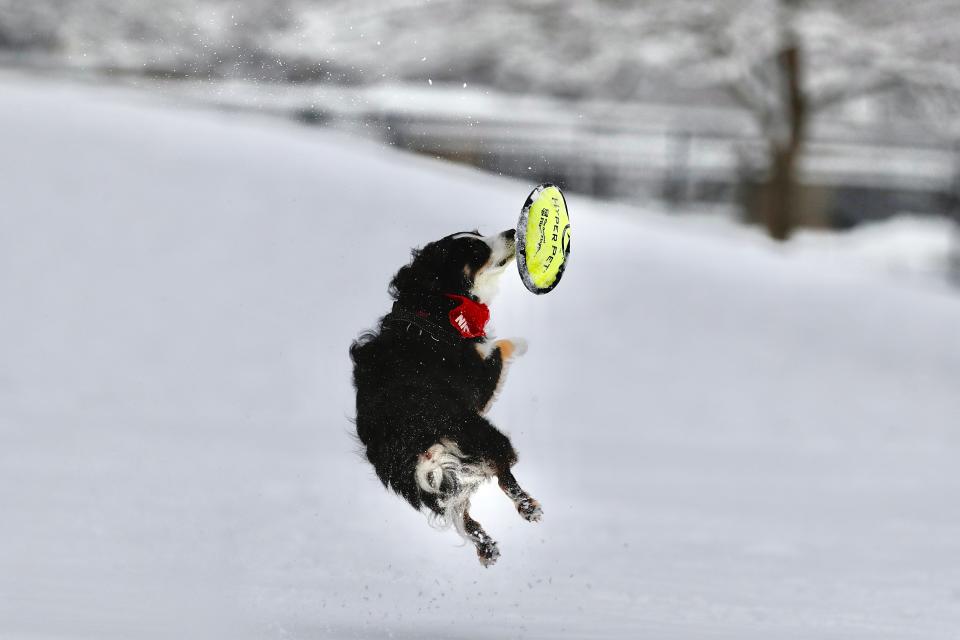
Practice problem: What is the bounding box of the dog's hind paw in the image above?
[476,541,501,567]
[517,498,543,523]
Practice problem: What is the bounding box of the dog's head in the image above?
[389,229,516,304]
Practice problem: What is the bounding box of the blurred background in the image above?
[2,2,960,639]
[3,0,960,275]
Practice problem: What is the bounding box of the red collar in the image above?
[444,294,489,339]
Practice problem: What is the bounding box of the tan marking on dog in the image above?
[465,253,493,280]
[474,255,493,275]
[495,339,516,360]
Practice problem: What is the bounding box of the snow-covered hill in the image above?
[2,75,959,639]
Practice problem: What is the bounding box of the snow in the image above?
[790,216,959,285]
[5,0,958,116]
[2,74,960,639]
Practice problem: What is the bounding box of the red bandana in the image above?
[444,294,490,338]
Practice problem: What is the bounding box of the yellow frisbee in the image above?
[516,184,571,294]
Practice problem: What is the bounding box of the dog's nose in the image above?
[503,229,516,242]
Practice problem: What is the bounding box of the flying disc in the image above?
[516,183,571,294]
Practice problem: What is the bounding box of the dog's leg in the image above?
[474,339,527,414]
[498,468,543,522]
[462,509,500,567]
[492,338,527,361]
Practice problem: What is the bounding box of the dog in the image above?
[349,228,541,566]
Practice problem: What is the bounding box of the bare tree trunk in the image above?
[949,142,960,287]
[764,144,797,241]
[761,42,807,241]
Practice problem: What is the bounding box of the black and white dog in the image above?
[350,229,541,566]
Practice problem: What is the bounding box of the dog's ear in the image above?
[390,247,430,299]
[389,241,468,299]
[388,258,421,299]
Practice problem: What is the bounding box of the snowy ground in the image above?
[2,75,960,639]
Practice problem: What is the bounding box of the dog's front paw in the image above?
[496,338,528,360]
[517,497,543,523]
[510,337,528,357]
[476,541,501,567]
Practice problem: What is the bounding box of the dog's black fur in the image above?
[350,229,540,566]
